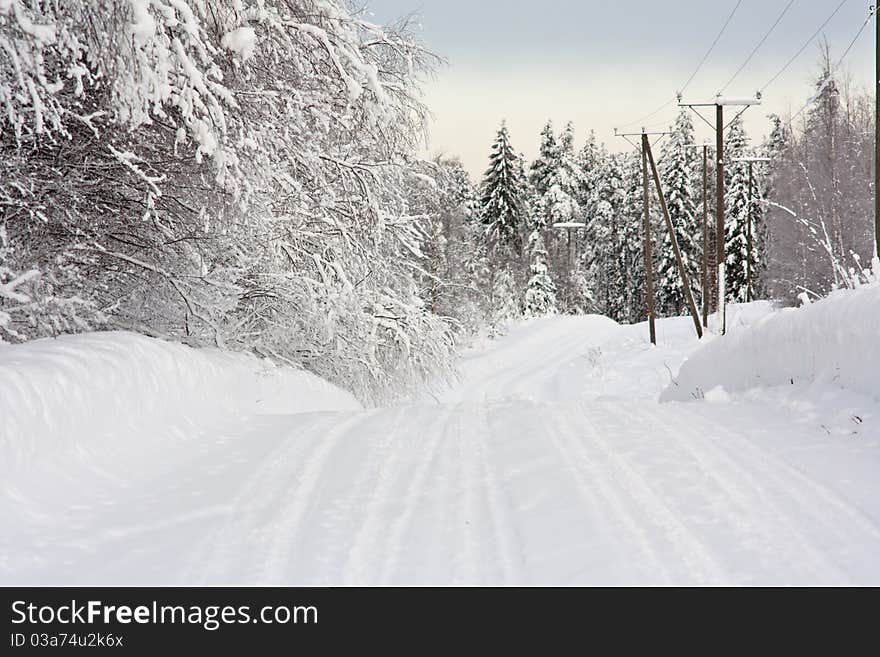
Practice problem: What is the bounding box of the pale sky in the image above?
[364,0,875,178]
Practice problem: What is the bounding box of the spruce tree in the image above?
[524,229,558,317]
[620,151,647,323]
[723,115,759,302]
[576,130,602,209]
[657,110,700,316]
[479,122,529,256]
[530,121,560,197]
[537,122,581,229]
[583,151,628,321]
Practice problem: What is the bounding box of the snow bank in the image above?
[0,332,360,472]
[661,287,880,402]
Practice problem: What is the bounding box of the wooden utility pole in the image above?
[678,94,762,334]
[644,137,703,339]
[875,3,879,259]
[702,144,710,325]
[747,162,753,301]
[615,129,672,345]
[733,157,771,303]
[715,103,725,329]
[684,142,715,327]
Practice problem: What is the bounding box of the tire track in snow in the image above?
[186,412,340,583]
[339,406,414,585]
[545,404,674,585]
[256,411,378,584]
[476,404,527,584]
[378,404,457,585]
[574,404,732,585]
[711,417,880,543]
[451,328,591,403]
[622,403,851,584]
[685,408,880,580]
[451,408,482,584]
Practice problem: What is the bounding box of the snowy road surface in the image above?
[3,313,880,585]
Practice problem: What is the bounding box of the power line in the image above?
[615,98,677,131]
[786,11,873,126]
[719,0,795,94]
[761,0,850,93]
[680,0,744,95]
[615,0,743,130]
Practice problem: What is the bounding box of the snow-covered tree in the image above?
[479,122,529,256]
[583,152,629,320]
[0,0,457,404]
[576,130,603,209]
[657,110,700,315]
[533,122,581,255]
[723,115,763,302]
[405,156,493,337]
[618,151,648,324]
[539,122,582,226]
[524,230,557,317]
[763,47,874,302]
[532,122,585,313]
[530,121,560,198]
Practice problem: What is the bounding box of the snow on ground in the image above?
[0,331,360,474]
[2,296,879,585]
[663,287,880,402]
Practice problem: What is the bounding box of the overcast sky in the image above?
[364,0,875,178]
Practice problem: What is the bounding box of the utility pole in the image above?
[678,93,762,334]
[684,142,715,327]
[644,137,703,339]
[875,3,879,259]
[702,144,710,325]
[615,128,672,345]
[642,138,657,346]
[733,157,771,302]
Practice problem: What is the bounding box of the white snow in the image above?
[221,26,257,61]
[661,285,880,402]
[3,0,56,43]
[0,331,360,474]
[2,301,880,585]
[715,95,762,106]
[127,0,156,45]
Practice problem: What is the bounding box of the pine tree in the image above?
[522,125,592,315]
[479,122,529,255]
[657,110,700,316]
[530,121,560,197]
[524,230,558,317]
[765,114,788,162]
[755,115,788,298]
[537,122,581,229]
[619,151,647,323]
[576,130,603,209]
[583,151,628,321]
[723,115,757,302]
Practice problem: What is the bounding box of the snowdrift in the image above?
[0,332,361,473]
[661,287,880,402]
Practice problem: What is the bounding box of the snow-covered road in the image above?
[3,313,880,585]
